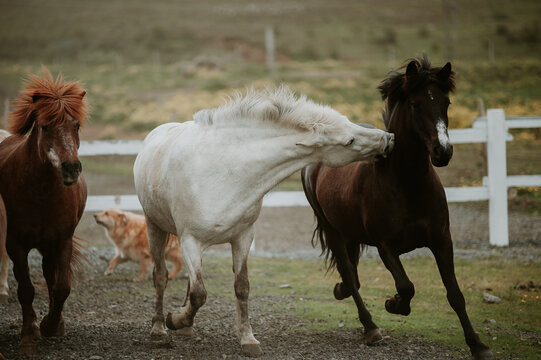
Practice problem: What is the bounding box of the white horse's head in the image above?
[295,109,394,167]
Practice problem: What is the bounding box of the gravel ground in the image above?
[1,203,539,359]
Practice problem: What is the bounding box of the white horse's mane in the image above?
[193,86,343,134]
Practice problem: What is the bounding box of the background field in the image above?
[0,1,540,359]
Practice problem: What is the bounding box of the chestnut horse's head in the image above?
[8,70,87,185]
[379,55,456,167]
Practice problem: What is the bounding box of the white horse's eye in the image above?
[346,137,354,146]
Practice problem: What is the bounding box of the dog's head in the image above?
[94,208,128,231]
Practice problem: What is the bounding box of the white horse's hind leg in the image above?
[0,252,9,303]
[231,228,262,357]
[166,234,206,333]
[147,220,169,340]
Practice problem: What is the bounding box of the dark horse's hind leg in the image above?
[377,242,415,316]
[333,240,361,300]
[9,246,41,356]
[329,236,382,345]
[40,241,73,337]
[430,234,494,360]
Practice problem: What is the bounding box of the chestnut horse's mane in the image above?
[8,69,87,135]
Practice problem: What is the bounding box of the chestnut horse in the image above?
[0,71,87,356]
[0,130,10,304]
[302,57,493,359]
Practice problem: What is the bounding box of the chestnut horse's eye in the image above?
[41,125,49,132]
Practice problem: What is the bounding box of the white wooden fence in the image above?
[82,109,541,247]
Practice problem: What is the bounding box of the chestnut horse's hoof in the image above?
[474,349,495,360]
[241,343,263,357]
[40,315,64,337]
[385,294,411,316]
[333,282,350,300]
[364,328,384,345]
[19,339,37,358]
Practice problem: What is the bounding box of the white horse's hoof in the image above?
[241,343,263,357]
[150,324,168,342]
[175,326,195,337]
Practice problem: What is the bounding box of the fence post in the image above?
[486,109,509,246]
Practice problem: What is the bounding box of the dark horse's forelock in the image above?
[378,54,456,129]
[8,69,87,135]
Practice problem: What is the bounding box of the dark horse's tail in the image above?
[301,164,361,272]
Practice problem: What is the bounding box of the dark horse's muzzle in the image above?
[61,160,82,186]
[431,144,453,167]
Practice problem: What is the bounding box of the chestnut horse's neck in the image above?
[384,104,432,177]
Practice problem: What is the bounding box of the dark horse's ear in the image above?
[438,62,452,81]
[405,60,418,77]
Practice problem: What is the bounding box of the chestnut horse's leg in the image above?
[166,234,206,335]
[9,246,40,356]
[146,220,169,340]
[40,241,73,337]
[377,242,415,316]
[231,227,262,357]
[329,236,382,345]
[430,234,494,360]
[0,252,9,303]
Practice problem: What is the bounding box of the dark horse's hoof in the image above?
[474,349,495,360]
[40,314,65,337]
[333,282,350,300]
[385,294,411,316]
[364,328,384,345]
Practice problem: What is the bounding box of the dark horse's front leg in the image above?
[377,242,415,316]
[40,240,73,337]
[430,234,494,360]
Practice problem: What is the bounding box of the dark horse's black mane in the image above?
[378,54,456,129]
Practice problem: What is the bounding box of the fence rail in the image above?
[81,109,541,247]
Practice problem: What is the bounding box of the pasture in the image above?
[0,0,540,359]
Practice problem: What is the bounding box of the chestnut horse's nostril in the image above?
[61,160,82,185]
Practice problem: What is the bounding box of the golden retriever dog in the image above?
[94,209,183,282]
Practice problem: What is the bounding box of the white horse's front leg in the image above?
[166,234,206,334]
[0,251,9,303]
[231,227,262,357]
[146,220,169,341]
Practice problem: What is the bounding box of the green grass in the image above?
[173,255,541,359]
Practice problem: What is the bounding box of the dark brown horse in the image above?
[302,56,493,359]
[0,71,87,356]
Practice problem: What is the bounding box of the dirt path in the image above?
[0,204,538,359]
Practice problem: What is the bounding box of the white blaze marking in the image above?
[436,119,450,149]
[47,148,61,169]
[428,89,434,100]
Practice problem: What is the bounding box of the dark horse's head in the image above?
[378,55,455,167]
[8,70,87,185]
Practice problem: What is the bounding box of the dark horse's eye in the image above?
[409,101,418,109]
[75,122,81,131]
[41,125,49,132]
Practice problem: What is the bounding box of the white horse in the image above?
[134,86,394,356]
[0,129,10,304]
